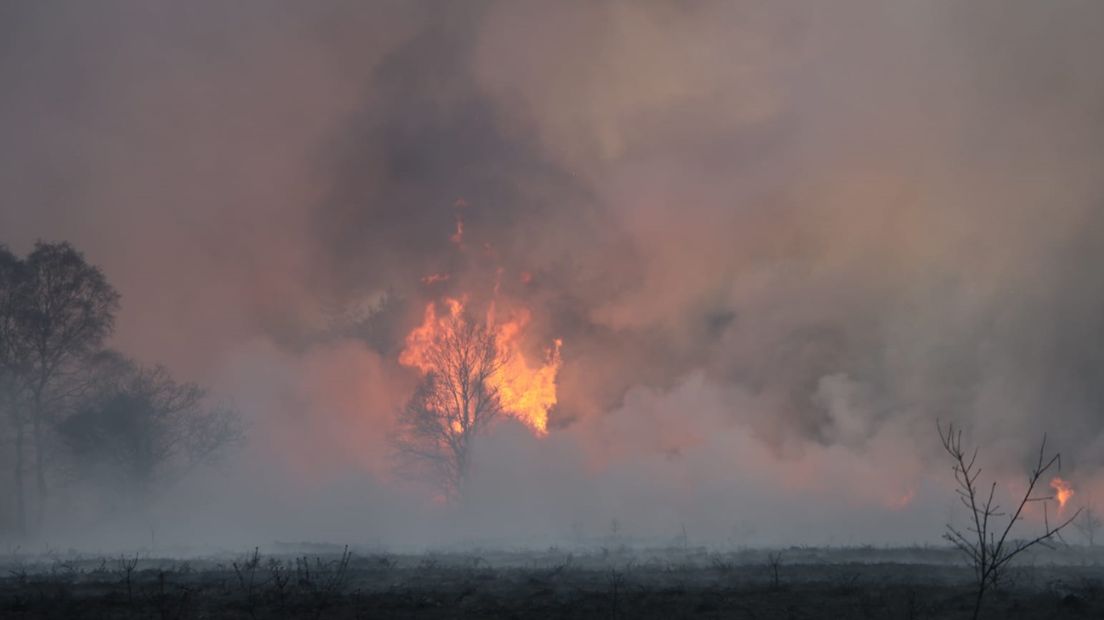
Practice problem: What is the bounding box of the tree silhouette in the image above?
[0,245,29,535]
[393,309,504,502]
[1075,505,1101,547]
[15,242,120,529]
[58,360,243,500]
[939,421,1080,620]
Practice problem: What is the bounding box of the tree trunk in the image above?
[972,582,986,620]
[31,394,47,531]
[13,415,26,538]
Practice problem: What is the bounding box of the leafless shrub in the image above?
[48,557,80,582]
[232,547,262,616]
[232,547,262,590]
[938,421,1081,620]
[1075,505,1102,546]
[369,553,396,571]
[546,553,573,579]
[267,558,292,610]
[709,553,736,575]
[607,568,627,619]
[294,546,353,612]
[320,546,353,598]
[88,558,110,578]
[117,553,140,605]
[766,551,783,589]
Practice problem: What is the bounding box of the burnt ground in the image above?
[1,544,1102,618]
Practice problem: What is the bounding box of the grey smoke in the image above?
[2,0,1103,546]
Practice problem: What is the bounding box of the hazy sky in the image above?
[2,1,1103,548]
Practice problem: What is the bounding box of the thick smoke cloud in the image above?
[2,0,1103,546]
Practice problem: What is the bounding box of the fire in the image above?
[399,297,561,436]
[886,489,915,511]
[1050,477,1074,510]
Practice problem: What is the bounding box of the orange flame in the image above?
[886,489,915,511]
[399,297,561,436]
[1050,477,1074,510]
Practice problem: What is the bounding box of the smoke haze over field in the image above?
[2,0,1104,548]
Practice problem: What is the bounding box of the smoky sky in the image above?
[2,0,1104,546]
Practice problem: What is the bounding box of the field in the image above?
[1,544,1103,619]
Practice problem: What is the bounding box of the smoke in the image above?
[2,0,1104,546]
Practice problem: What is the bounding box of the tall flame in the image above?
[1050,476,1074,510]
[400,297,561,436]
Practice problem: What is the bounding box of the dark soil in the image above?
[2,545,1102,618]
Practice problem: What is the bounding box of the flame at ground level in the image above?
[400,297,561,435]
[886,489,915,511]
[1050,477,1074,510]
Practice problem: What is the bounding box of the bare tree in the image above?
[57,360,243,499]
[393,309,504,502]
[2,242,240,538]
[13,242,120,529]
[0,245,29,535]
[766,551,783,589]
[1075,505,1101,547]
[938,421,1081,620]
